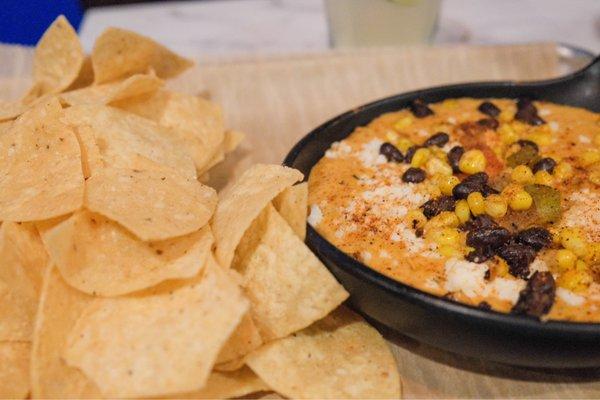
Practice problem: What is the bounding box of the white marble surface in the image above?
[79,0,600,58]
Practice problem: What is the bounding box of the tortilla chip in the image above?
[32,16,84,95]
[92,27,193,84]
[62,104,196,179]
[212,164,303,268]
[180,367,269,399]
[30,265,101,399]
[63,257,249,398]
[71,124,103,179]
[116,90,225,173]
[60,72,163,106]
[0,120,13,134]
[0,341,31,399]
[0,100,28,122]
[223,129,245,153]
[272,182,308,240]
[0,222,48,341]
[65,56,94,91]
[0,98,84,222]
[216,312,263,367]
[85,168,217,241]
[40,210,214,296]
[246,307,401,399]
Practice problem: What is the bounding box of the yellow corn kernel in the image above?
[438,245,463,258]
[406,209,427,230]
[499,109,513,123]
[579,149,600,167]
[526,131,553,147]
[549,227,562,245]
[426,211,460,231]
[557,269,592,293]
[511,165,534,184]
[459,149,487,174]
[438,175,460,196]
[585,242,600,265]
[430,147,447,160]
[508,190,533,211]
[575,259,588,272]
[561,232,588,258]
[554,161,573,181]
[396,137,414,153]
[385,131,399,143]
[498,124,518,144]
[467,192,486,216]
[394,116,413,131]
[425,157,453,176]
[589,169,600,186]
[494,259,510,278]
[484,194,508,219]
[427,228,461,247]
[455,199,471,224]
[556,249,577,271]
[534,170,554,186]
[411,148,432,168]
[594,132,600,147]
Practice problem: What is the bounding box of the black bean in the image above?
[496,242,537,279]
[466,247,495,264]
[532,157,557,174]
[478,101,501,118]
[478,301,492,310]
[481,184,500,196]
[466,226,511,249]
[379,142,404,162]
[421,195,456,219]
[424,132,449,148]
[477,118,499,130]
[465,172,489,184]
[404,145,420,163]
[515,227,552,251]
[462,215,497,232]
[447,145,464,173]
[402,167,426,183]
[511,271,556,318]
[452,173,489,200]
[516,139,539,152]
[515,98,545,126]
[409,99,434,118]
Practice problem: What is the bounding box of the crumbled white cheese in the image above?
[548,121,559,132]
[483,278,525,304]
[325,141,352,159]
[579,135,591,144]
[447,117,457,125]
[563,189,600,242]
[361,251,372,262]
[529,258,549,276]
[307,204,323,227]
[538,108,551,117]
[390,222,425,251]
[424,278,440,290]
[417,129,429,137]
[379,250,391,259]
[358,139,386,167]
[362,184,426,206]
[444,258,487,298]
[556,288,585,306]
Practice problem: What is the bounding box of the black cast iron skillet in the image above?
[284,55,600,368]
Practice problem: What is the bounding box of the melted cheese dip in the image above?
[308,98,600,322]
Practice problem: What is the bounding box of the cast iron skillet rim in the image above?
[283,62,600,334]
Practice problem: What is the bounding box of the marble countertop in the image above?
[79,0,600,58]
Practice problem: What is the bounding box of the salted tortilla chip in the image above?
[65,56,94,91]
[0,120,12,134]
[63,257,248,398]
[60,73,163,106]
[85,168,217,241]
[0,98,84,222]
[30,265,101,399]
[233,204,348,340]
[246,307,401,399]
[0,222,48,341]
[212,164,303,268]
[0,100,28,122]
[40,210,213,296]
[62,104,196,179]
[272,182,308,240]
[92,27,193,84]
[0,342,31,399]
[216,312,263,367]
[32,16,84,95]
[223,129,245,153]
[71,124,103,179]
[180,367,269,399]
[117,90,225,172]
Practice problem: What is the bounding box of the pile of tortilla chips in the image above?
[0,16,401,399]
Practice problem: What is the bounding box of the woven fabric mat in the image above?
[2,41,599,398]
